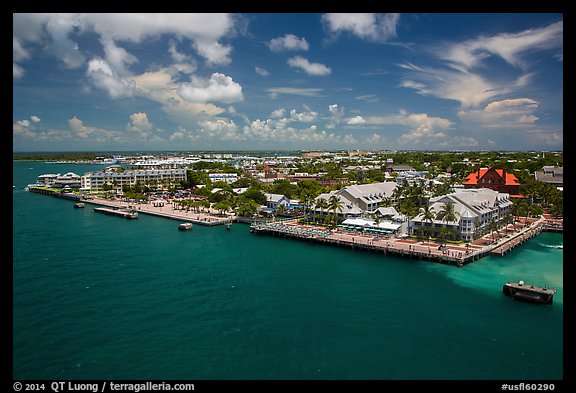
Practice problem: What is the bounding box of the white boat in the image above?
[178,222,193,230]
[74,202,85,208]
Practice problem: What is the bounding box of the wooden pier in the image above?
[250,215,555,266]
[94,206,138,219]
[490,221,544,256]
[249,221,488,267]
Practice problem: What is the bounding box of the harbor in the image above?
[28,185,558,266]
[13,161,564,381]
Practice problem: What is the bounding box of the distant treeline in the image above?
[12,150,304,161]
[13,152,104,161]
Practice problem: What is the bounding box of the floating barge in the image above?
[503,280,557,304]
[94,206,138,219]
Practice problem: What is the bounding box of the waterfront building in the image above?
[463,166,522,197]
[311,182,397,219]
[313,191,363,219]
[208,173,238,184]
[80,168,187,192]
[534,166,563,189]
[337,182,397,213]
[263,193,291,210]
[34,172,82,189]
[410,188,514,241]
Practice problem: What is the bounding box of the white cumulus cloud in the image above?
[128,113,154,138]
[86,58,136,99]
[178,73,243,104]
[347,116,366,125]
[322,13,400,43]
[287,56,331,76]
[268,34,309,52]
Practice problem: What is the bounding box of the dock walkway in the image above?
[250,215,550,266]
[84,198,234,226]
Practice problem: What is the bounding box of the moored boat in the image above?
[74,202,85,208]
[503,280,557,304]
[178,222,193,230]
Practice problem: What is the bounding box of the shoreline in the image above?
[31,188,558,265]
[250,216,548,267]
[84,196,235,226]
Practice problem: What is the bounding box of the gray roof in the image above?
[413,188,512,224]
[339,182,396,202]
[314,192,363,215]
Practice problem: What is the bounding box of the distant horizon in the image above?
[14,13,563,151]
[12,149,564,154]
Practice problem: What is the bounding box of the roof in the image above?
[463,167,519,186]
[534,167,563,184]
[314,192,363,215]
[412,188,513,224]
[342,218,401,230]
[375,206,398,216]
[339,182,396,202]
[264,193,289,203]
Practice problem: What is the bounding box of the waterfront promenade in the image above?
[84,196,234,226]
[81,194,554,266]
[251,216,549,266]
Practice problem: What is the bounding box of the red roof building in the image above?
[463,167,523,197]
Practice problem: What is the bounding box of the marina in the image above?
[23,183,557,267]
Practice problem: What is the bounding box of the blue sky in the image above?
[13,13,563,152]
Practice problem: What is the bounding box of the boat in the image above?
[74,202,85,208]
[503,280,557,304]
[178,222,193,230]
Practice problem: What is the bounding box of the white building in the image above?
[410,188,514,241]
[81,169,187,192]
[209,173,238,184]
[312,191,363,218]
[36,172,82,188]
[263,193,291,210]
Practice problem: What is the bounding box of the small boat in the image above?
[503,280,557,304]
[178,222,193,231]
[74,202,85,208]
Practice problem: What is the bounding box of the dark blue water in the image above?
[12,161,564,380]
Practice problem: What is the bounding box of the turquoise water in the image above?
[12,162,564,380]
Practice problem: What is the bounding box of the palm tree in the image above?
[419,199,436,225]
[419,198,436,241]
[328,195,344,228]
[435,201,460,242]
[301,192,314,222]
[436,201,459,224]
[370,213,381,230]
[314,198,329,224]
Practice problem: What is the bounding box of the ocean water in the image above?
[12,161,564,380]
